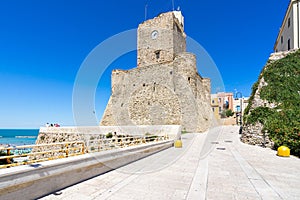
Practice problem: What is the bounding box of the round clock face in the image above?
[151,30,158,39]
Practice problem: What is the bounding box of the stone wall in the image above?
[269,49,298,61]
[36,125,182,145]
[241,65,272,147]
[241,49,296,147]
[137,12,186,67]
[241,122,274,148]
[100,53,211,132]
[100,11,212,132]
[250,77,268,108]
[32,125,181,160]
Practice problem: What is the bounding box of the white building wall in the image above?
[232,98,248,114]
[293,2,300,49]
[275,0,300,52]
[276,7,294,52]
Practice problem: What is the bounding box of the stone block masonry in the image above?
[32,125,181,160]
[36,125,181,145]
[241,49,297,148]
[100,11,212,132]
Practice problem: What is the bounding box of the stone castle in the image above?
[100,11,211,132]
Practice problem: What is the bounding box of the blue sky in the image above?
[0,0,289,128]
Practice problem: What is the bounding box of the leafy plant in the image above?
[244,50,300,156]
[40,135,45,141]
[225,109,234,117]
[90,136,95,140]
[181,128,188,134]
[106,132,113,138]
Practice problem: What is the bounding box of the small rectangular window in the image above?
[155,51,160,59]
[288,39,291,50]
[288,17,291,28]
[281,36,283,44]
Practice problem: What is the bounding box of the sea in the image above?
[0,129,39,147]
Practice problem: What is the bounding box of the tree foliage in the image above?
[225,109,234,117]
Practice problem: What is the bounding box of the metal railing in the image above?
[0,134,170,168]
[0,141,85,168]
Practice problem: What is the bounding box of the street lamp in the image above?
[235,92,243,126]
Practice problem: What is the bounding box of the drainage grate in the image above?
[216,147,226,150]
[211,141,219,144]
[224,140,233,143]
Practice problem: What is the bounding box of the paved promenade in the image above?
[40,126,300,200]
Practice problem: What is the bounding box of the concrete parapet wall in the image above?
[31,125,180,160]
[0,140,173,200]
[39,125,181,140]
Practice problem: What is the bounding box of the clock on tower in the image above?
[137,11,186,67]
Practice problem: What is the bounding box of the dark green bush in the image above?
[244,50,300,156]
[106,132,113,138]
[225,109,234,117]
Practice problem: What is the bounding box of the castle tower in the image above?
[137,11,186,67]
[100,11,212,132]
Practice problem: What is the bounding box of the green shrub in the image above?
[225,109,234,117]
[106,132,113,138]
[90,136,95,140]
[244,50,300,156]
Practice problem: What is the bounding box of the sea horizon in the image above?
[0,129,39,146]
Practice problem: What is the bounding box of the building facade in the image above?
[210,92,233,119]
[211,94,220,119]
[274,0,300,52]
[232,97,249,114]
[100,11,212,132]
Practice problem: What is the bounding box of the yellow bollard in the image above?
[277,146,290,157]
[174,140,182,148]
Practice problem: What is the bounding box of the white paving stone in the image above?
[39,126,300,200]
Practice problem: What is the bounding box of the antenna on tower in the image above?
[172,0,175,11]
[145,4,148,20]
